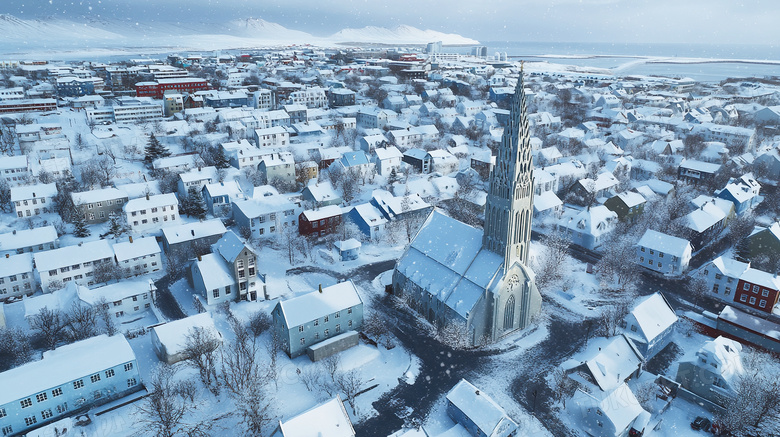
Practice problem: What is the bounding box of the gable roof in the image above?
[277,280,362,329]
[636,229,690,257]
[446,379,518,437]
[625,293,678,344]
[211,230,252,264]
[274,396,354,437]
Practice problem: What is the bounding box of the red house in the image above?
[298,205,343,237]
[734,268,780,313]
[136,78,210,99]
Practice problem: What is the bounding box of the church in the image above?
[391,71,542,346]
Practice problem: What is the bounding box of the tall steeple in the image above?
[482,66,534,269]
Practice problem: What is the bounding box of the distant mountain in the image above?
[329,25,479,45]
[0,14,479,56]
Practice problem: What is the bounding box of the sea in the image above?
[453,41,780,82]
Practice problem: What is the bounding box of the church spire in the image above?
[482,67,534,269]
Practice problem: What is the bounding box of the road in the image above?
[153,273,187,321]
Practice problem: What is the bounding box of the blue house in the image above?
[489,86,514,104]
[445,379,518,437]
[348,203,388,239]
[0,335,141,436]
[56,78,95,97]
[715,175,761,215]
[334,239,361,261]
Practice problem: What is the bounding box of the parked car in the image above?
[691,416,711,431]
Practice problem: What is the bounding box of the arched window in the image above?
[504,295,516,330]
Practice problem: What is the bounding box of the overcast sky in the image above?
[4,0,778,45]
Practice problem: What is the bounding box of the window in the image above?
[105,369,115,378]
[336,324,341,333]
[315,332,319,339]
[714,273,722,279]
[659,252,664,258]
[20,398,32,408]
[113,301,122,307]
[743,283,750,291]
[753,285,759,293]
[2,425,12,436]
[73,380,84,389]
[348,320,353,327]
[749,297,756,305]
[52,388,62,397]
[127,378,137,387]
[300,338,305,345]
[713,284,719,294]
[24,416,37,426]
[36,392,47,403]
[335,311,340,318]
[740,294,748,302]
[0,408,5,418]
[630,325,637,332]
[56,403,67,414]
[124,362,134,372]
[348,307,352,314]
[90,374,101,383]
[213,289,220,298]
[649,250,654,255]
[225,286,231,295]
[41,409,53,420]
[760,300,767,308]
[298,325,304,333]
[640,257,644,262]
[314,319,319,326]
[725,287,731,296]
[324,315,329,323]
[640,247,646,252]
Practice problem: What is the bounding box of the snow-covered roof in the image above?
[0,226,58,251]
[374,146,403,160]
[278,280,362,329]
[33,239,113,271]
[112,236,161,262]
[710,256,749,278]
[563,335,643,392]
[334,239,361,252]
[193,253,234,291]
[695,335,744,383]
[533,191,562,213]
[572,383,646,435]
[0,252,33,278]
[152,313,219,358]
[10,183,57,202]
[717,182,758,204]
[78,279,154,306]
[204,180,244,199]
[625,293,678,344]
[636,229,690,257]
[719,306,780,341]
[233,195,299,218]
[211,230,252,264]
[115,181,162,199]
[124,193,178,212]
[445,379,518,437]
[302,205,343,222]
[0,335,135,406]
[740,267,780,291]
[679,159,721,174]
[615,191,646,208]
[162,219,227,245]
[179,166,218,184]
[275,396,355,437]
[559,206,617,237]
[304,180,340,203]
[71,187,128,205]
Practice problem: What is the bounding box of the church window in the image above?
[503,295,515,330]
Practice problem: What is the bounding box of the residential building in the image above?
[373,146,403,176]
[0,155,31,185]
[557,206,618,250]
[347,203,388,239]
[746,222,780,261]
[273,280,364,358]
[603,191,646,223]
[161,219,227,255]
[445,379,518,437]
[254,126,290,148]
[678,159,721,185]
[676,336,744,407]
[112,236,162,277]
[270,396,355,437]
[177,166,218,198]
[356,107,397,129]
[328,88,356,107]
[56,77,95,97]
[301,180,342,207]
[734,267,780,313]
[685,196,734,250]
[0,226,59,256]
[231,194,302,239]
[77,279,157,319]
[0,98,57,114]
[562,335,644,393]
[258,151,296,186]
[299,205,343,237]
[621,293,677,359]
[570,383,648,437]
[191,231,265,304]
[0,253,35,301]
[124,193,179,233]
[135,78,210,99]
[567,172,620,205]
[11,183,57,218]
[635,229,693,276]
[152,154,199,173]
[287,86,327,108]
[203,180,245,217]
[0,335,141,437]
[701,256,748,300]
[715,174,761,215]
[151,313,221,364]
[34,240,115,293]
[222,140,266,170]
[71,188,128,224]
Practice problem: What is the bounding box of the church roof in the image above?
[396,211,503,319]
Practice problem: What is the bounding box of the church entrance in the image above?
[503,295,515,330]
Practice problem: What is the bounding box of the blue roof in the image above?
[340,150,369,167]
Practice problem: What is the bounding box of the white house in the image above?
[701,256,749,299]
[177,166,218,198]
[557,206,618,250]
[271,396,355,437]
[373,146,403,176]
[427,149,459,175]
[232,194,302,239]
[258,151,296,186]
[254,126,289,148]
[34,240,115,293]
[203,180,245,217]
[11,183,57,218]
[445,379,518,437]
[112,236,162,277]
[77,279,157,319]
[150,313,221,364]
[676,336,744,407]
[635,229,693,276]
[0,253,35,301]
[124,193,179,233]
[621,292,678,359]
[0,155,31,185]
[0,226,59,256]
[570,383,648,437]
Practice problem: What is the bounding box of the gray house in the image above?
[273,281,363,359]
[676,336,744,407]
[161,219,226,254]
[71,188,129,224]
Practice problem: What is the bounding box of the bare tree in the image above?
[436,321,470,350]
[363,312,393,348]
[532,231,570,292]
[334,369,367,414]
[65,301,100,342]
[597,298,633,337]
[29,306,68,350]
[134,365,213,437]
[0,327,33,372]
[549,368,578,409]
[297,364,323,392]
[717,349,780,435]
[321,354,341,384]
[248,311,272,337]
[265,330,283,389]
[0,178,11,213]
[182,327,222,395]
[686,277,709,310]
[95,297,117,336]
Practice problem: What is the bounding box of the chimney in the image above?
[129,236,133,243]
[475,390,480,395]
[5,253,8,258]
[318,284,323,293]
[12,230,16,235]
[32,192,36,197]
[197,255,202,261]
[145,193,150,200]
[191,230,195,236]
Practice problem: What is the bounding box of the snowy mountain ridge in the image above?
[0,14,479,57]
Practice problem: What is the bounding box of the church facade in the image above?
[392,71,542,346]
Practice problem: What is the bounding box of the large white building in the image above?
[0,253,35,301]
[254,126,289,148]
[232,193,302,239]
[635,229,693,276]
[77,279,157,319]
[34,240,115,293]
[124,193,179,233]
[11,183,57,218]
[0,155,30,185]
[112,236,162,277]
